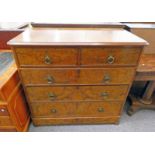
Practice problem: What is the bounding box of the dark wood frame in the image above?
[31,22,125,29]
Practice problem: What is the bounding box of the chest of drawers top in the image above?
[8,29,147,46]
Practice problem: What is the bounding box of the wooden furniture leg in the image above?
[127,81,155,116]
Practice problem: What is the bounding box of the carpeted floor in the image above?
[29,105,155,132]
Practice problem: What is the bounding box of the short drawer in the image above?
[0,105,9,116]
[30,101,123,117]
[20,68,135,85]
[26,85,128,102]
[0,116,13,126]
[81,47,141,66]
[15,47,78,67]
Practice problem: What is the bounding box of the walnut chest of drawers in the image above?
[8,29,147,125]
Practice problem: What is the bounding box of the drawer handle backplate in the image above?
[48,93,57,100]
[51,109,57,113]
[47,75,55,84]
[103,74,111,83]
[101,92,109,99]
[98,107,104,112]
[44,55,52,64]
[107,55,115,64]
[0,109,5,112]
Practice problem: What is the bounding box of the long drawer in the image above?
[14,47,141,67]
[20,68,135,85]
[30,101,122,117]
[26,85,128,102]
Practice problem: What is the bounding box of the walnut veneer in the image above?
[8,29,147,125]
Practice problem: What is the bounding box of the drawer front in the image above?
[0,116,13,126]
[15,47,78,67]
[78,68,135,85]
[21,68,77,85]
[20,68,135,85]
[30,102,122,117]
[81,47,141,66]
[26,85,128,102]
[0,105,9,116]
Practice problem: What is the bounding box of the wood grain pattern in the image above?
[0,116,13,126]
[135,54,155,81]
[0,61,30,131]
[0,63,17,93]
[15,47,78,67]
[14,47,141,67]
[0,128,16,131]
[0,105,9,116]
[7,83,30,131]
[30,101,122,117]
[137,54,155,72]
[32,116,120,125]
[9,28,146,125]
[1,71,20,101]
[26,85,128,102]
[20,68,135,85]
[81,47,141,66]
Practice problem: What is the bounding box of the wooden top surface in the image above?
[8,29,148,46]
[137,54,155,72]
[125,23,155,29]
[31,22,125,28]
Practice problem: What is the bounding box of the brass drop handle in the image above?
[47,75,54,84]
[98,107,104,112]
[48,93,56,100]
[103,74,111,83]
[101,92,109,99]
[51,109,57,113]
[0,108,5,112]
[107,55,115,64]
[44,55,52,64]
